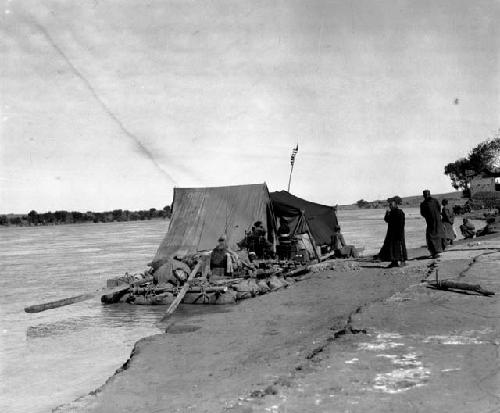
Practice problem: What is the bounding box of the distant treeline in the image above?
[0,206,171,227]
[353,191,466,210]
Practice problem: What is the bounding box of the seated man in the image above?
[330,226,358,258]
[248,221,274,259]
[210,235,234,279]
[460,218,476,239]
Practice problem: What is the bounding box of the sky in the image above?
[1,0,499,213]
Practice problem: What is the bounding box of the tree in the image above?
[444,133,500,193]
[72,211,83,222]
[444,158,472,191]
[54,210,68,223]
[112,209,123,221]
[28,210,38,225]
[356,199,370,209]
[468,135,500,172]
[42,211,55,224]
[163,205,171,218]
[10,216,22,226]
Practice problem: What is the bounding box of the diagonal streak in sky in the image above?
[29,18,178,185]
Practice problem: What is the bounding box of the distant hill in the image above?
[340,191,466,210]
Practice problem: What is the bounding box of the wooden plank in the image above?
[161,261,202,323]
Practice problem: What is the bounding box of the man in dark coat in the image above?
[420,190,446,258]
[378,196,407,267]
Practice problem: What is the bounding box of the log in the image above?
[101,286,131,304]
[161,261,202,324]
[24,285,130,313]
[209,278,244,286]
[187,286,228,293]
[428,280,495,296]
[25,293,95,313]
[133,285,175,295]
[284,265,309,277]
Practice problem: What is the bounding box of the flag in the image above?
[290,144,299,166]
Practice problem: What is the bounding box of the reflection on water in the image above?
[27,316,95,338]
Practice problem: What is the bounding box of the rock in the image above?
[133,295,151,305]
[182,292,203,304]
[268,275,284,290]
[234,279,259,296]
[264,385,278,395]
[183,292,218,304]
[257,280,270,294]
[119,293,131,303]
[236,291,253,300]
[151,292,175,305]
[278,277,289,287]
[215,290,237,305]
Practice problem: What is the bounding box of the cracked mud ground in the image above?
[57,237,500,413]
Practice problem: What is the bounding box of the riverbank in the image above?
[55,233,500,413]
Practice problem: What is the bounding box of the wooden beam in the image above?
[161,261,202,324]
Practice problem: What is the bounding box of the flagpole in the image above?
[288,144,298,193]
[287,163,294,193]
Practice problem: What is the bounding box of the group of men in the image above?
[378,189,481,268]
[209,190,483,277]
[209,221,274,279]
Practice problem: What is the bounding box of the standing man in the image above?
[441,199,456,246]
[420,190,446,258]
[378,196,407,267]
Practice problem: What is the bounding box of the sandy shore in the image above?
[56,234,500,413]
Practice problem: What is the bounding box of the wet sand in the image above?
[56,234,500,413]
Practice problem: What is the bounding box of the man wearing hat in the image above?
[420,190,446,258]
[378,196,407,267]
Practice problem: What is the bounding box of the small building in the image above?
[470,171,500,197]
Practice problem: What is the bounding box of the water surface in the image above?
[0,220,170,413]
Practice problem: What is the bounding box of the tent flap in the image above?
[270,191,338,245]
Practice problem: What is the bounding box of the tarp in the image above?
[154,183,275,263]
[270,191,338,245]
